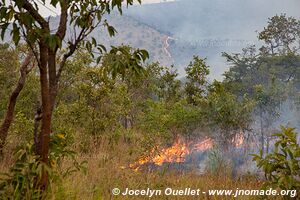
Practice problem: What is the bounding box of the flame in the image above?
[129,139,190,171]
[232,134,244,147]
[152,139,190,166]
[192,137,213,151]
[130,135,244,171]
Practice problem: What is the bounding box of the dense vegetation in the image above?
[0,0,299,199]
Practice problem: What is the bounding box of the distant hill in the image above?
[2,0,300,79]
[49,13,173,67]
[86,13,174,67]
[125,0,300,79]
[1,13,174,68]
[127,0,300,41]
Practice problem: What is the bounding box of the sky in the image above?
[34,0,173,17]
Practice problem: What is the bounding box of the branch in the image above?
[19,23,41,67]
[0,51,34,153]
[56,11,104,82]
[20,1,49,29]
[56,27,87,81]
[55,1,68,40]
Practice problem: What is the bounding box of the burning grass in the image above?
[129,135,244,171]
[0,133,273,199]
[47,136,272,200]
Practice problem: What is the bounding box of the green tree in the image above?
[203,81,255,147]
[258,14,300,55]
[185,56,210,105]
[156,65,182,102]
[223,15,300,154]
[253,82,284,155]
[0,0,148,190]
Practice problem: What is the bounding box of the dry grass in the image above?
[0,134,281,200]
[49,138,269,200]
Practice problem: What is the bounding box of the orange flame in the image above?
[232,134,244,147]
[130,135,244,171]
[129,139,190,171]
[192,137,214,151]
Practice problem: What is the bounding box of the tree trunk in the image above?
[48,49,58,111]
[37,44,52,190]
[266,134,270,154]
[260,109,264,156]
[0,52,33,155]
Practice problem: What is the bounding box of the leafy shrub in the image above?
[252,127,300,198]
[0,132,86,199]
[0,143,48,199]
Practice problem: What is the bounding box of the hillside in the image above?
[2,0,300,79]
[87,13,174,67]
[2,13,173,68]
[125,0,300,79]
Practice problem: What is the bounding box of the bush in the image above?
[252,126,300,198]
[0,132,86,199]
[0,143,48,199]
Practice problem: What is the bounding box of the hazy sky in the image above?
[32,0,172,17]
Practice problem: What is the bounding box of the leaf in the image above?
[12,23,20,45]
[91,37,97,46]
[15,0,25,7]
[50,0,59,7]
[85,41,92,53]
[139,49,150,61]
[0,23,9,40]
[97,44,107,53]
[0,7,7,19]
[96,56,102,64]
[107,25,117,37]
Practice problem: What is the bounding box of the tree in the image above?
[185,56,209,105]
[156,65,182,102]
[223,15,300,154]
[203,81,255,147]
[0,48,33,154]
[258,14,300,55]
[0,0,148,190]
[253,83,283,154]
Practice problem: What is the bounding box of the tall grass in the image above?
[50,136,264,200]
[0,132,277,200]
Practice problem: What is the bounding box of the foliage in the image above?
[0,132,86,199]
[0,143,49,199]
[258,14,300,54]
[0,0,148,177]
[223,15,300,153]
[156,65,182,102]
[137,100,199,144]
[11,112,34,142]
[0,44,20,118]
[0,11,300,198]
[0,0,138,51]
[253,82,283,132]
[252,127,300,197]
[185,56,210,104]
[201,81,255,145]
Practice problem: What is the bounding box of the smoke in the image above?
[125,0,300,79]
[275,100,300,130]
